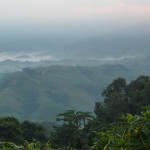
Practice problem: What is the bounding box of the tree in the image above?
[126,75,150,114]
[51,123,78,148]
[0,117,23,144]
[95,77,128,123]
[95,75,150,123]
[21,121,47,143]
[102,77,126,99]
[51,110,94,149]
[56,110,93,128]
[76,111,93,127]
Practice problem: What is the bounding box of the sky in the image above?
[0,0,150,38]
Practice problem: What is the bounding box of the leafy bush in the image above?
[0,142,24,150]
[92,106,150,150]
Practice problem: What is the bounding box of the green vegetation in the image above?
[0,117,23,144]
[93,106,150,150]
[51,110,93,149]
[49,75,150,149]
[0,65,133,121]
[0,140,52,150]
[94,75,150,123]
[0,117,47,145]
[1,75,150,149]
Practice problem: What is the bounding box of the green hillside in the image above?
[0,65,141,121]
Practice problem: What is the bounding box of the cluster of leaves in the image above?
[0,142,23,150]
[93,106,150,150]
[0,140,52,150]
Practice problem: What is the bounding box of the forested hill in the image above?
[0,64,135,121]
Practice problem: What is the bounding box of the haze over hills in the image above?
[0,28,150,121]
[62,34,150,59]
[0,56,150,121]
[0,29,150,62]
[0,65,132,121]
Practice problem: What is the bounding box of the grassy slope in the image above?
[0,65,140,121]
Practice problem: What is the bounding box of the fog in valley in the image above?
[0,0,150,63]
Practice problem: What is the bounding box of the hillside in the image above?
[0,65,133,121]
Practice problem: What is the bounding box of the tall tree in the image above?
[51,110,93,149]
[95,75,150,123]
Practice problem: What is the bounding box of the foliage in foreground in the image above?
[1,75,150,149]
[0,141,77,150]
[0,140,53,150]
[93,106,150,150]
[1,106,150,150]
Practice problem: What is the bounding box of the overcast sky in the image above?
[0,0,150,38]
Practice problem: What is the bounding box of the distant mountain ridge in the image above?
[0,65,132,121]
[61,34,150,59]
[0,57,150,121]
[0,31,150,60]
[0,30,150,121]
[0,55,149,75]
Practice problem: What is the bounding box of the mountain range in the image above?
[0,30,150,121]
[0,30,150,61]
[0,56,150,121]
